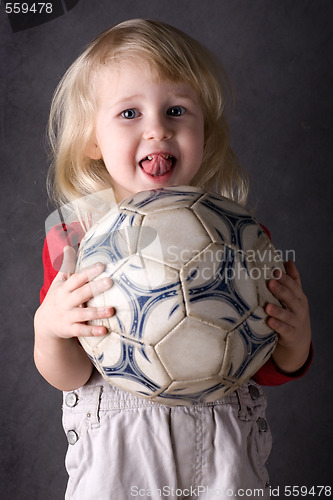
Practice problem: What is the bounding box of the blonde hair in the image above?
[47,19,248,217]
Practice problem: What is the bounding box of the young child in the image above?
[34,19,312,500]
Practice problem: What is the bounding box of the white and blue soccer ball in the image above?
[76,186,283,406]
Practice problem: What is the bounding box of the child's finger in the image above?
[72,322,109,337]
[284,260,301,283]
[59,246,77,277]
[268,278,296,309]
[70,275,112,306]
[274,261,302,293]
[65,262,107,293]
[72,305,115,323]
[50,247,78,286]
[266,302,294,328]
[270,268,304,302]
[266,315,293,338]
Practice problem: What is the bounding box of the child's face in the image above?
[89,61,205,201]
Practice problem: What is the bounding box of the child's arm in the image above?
[34,246,114,391]
[265,261,312,374]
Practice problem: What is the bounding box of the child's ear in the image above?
[86,141,102,160]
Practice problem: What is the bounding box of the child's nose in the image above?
[143,116,173,141]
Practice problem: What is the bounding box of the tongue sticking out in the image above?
[140,155,173,177]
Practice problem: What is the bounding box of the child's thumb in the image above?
[59,246,77,277]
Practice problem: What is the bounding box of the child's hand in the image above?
[265,261,312,374]
[34,246,114,390]
[36,246,114,341]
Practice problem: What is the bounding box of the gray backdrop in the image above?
[1,1,332,498]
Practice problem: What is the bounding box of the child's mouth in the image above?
[139,154,175,177]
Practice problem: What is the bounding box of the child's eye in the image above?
[121,109,139,119]
[167,106,186,117]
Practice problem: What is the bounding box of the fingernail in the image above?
[102,278,112,288]
[98,307,113,315]
[92,326,105,336]
[273,268,283,279]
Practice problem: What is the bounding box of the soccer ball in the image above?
[76,186,283,406]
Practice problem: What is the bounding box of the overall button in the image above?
[67,430,79,445]
[257,417,268,432]
[249,385,260,400]
[65,392,78,408]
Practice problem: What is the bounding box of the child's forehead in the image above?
[94,58,168,84]
[92,59,195,97]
